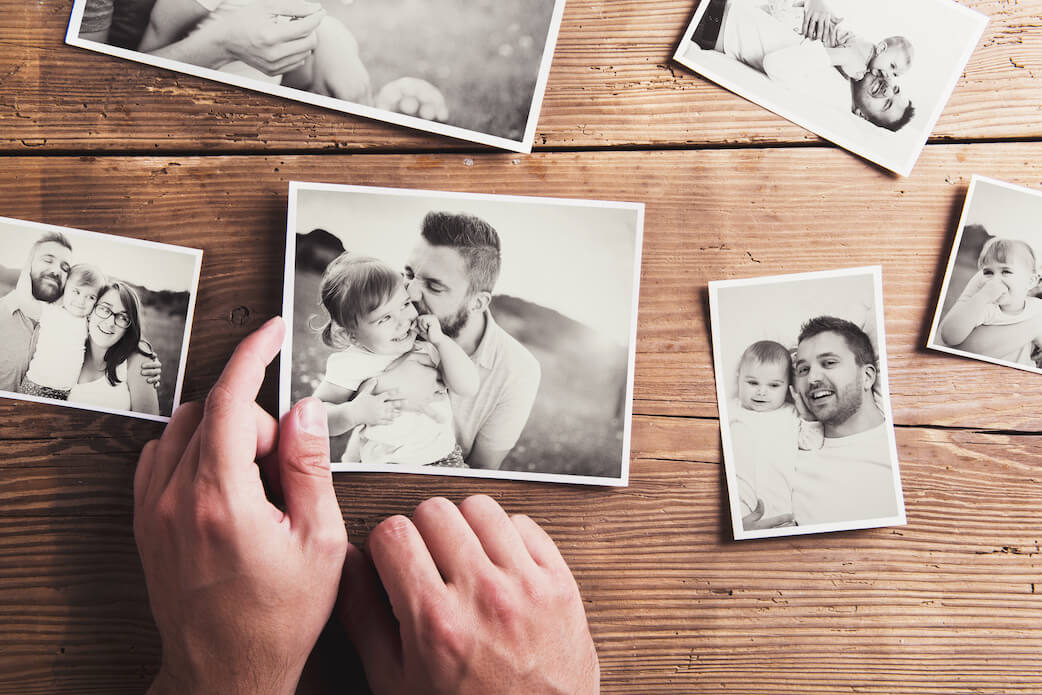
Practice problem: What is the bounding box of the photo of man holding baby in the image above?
[929,177,1042,375]
[709,266,906,540]
[0,219,201,421]
[283,183,643,485]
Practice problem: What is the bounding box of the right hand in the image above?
[208,0,326,76]
[339,495,600,695]
[968,273,1009,305]
[351,380,402,426]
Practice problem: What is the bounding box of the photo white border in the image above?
[671,0,987,176]
[65,0,567,153]
[281,181,643,486]
[0,215,203,424]
[926,175,1042,375]
[709,265,906,539]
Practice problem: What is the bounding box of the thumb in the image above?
[338,544,402,693]
[278,397,342,535]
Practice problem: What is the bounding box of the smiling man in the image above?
[791,316,899,526]
[0,233,73,393]
[402,211,541,470]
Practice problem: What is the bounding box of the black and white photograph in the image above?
[65,0,565,152]
[928,176,1042,375]
[280,182,643,485]
[672,0,987,176]
[709,266,905,539]
[0,217,202,422]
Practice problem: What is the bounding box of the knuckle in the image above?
[370,514,415,549]
[311,523,348,556]
[419,599,470,664]
[475,570,522,627]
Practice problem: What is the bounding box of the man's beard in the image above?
[437,305,471,339]
[30,270,64,302]
[802,375,863,426]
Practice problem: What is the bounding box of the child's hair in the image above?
[66,263,107,290]
[978,237,1037,273]
[318,252,402,348]
[882,36,914,63]
[738,340,793,381]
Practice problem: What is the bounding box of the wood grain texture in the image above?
[3,147,1042,428]
[0,146,1041,692]
[0,0,1039,151]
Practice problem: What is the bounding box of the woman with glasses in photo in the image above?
[69,282,160,415]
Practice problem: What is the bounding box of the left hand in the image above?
[134,317,347,695]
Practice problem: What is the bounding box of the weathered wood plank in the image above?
[2,145,1042,429]
[0,0,1038,151]
[0,440,1039,694]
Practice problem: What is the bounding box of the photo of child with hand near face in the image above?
[930,176,1042,375]
[312,252,479,467]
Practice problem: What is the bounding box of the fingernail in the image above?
[298,397,328,437]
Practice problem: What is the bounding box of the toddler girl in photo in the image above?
[940,237,1042,366]
[729,339,822,529]
[20,264,107,400]
[312,253,478,466]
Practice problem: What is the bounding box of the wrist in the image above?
[149,654,299,695]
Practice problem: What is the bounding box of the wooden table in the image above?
[3,1,1042,692]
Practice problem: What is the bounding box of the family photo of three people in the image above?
[675,0,987,175]
[711,267,905,539]
[69,0,564,150]
[284,184,643,485]
[0,219,200,421]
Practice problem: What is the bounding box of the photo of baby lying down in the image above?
[0,217,201,422]
[929,176,1042,375]
[281,182,644,486]
[709,266,906,540]
[672,0,987,175]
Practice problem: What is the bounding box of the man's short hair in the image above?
[32,231,73,254]
[420,211,501,294]
[798,316,877,369]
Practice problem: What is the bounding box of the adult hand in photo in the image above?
[801,0,843,46]
[139,351,163,389]
[340,495,600,695]
[134,317,347,695]
[206,0,326,76]
[375,77,450,122]
[350,380,403,426]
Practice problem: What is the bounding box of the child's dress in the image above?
[20,304,88,400]
[323,342,462,466]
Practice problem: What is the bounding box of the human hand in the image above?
[416,314,445,344]
[801,0,843,45]
[134,317,347,695]
[339,495,600,695]
[742,499,796,530]
[351,380,403,426]
[790,385,815,421]
[976,277,1009,305]
[208,0,325,76]
[139,355,163,389]
[375,77,450,121]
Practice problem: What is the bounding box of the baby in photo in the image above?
[19,263,106,400]
[312,252,478,467]
[939,238,1042,367]
[729,339,823,529]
